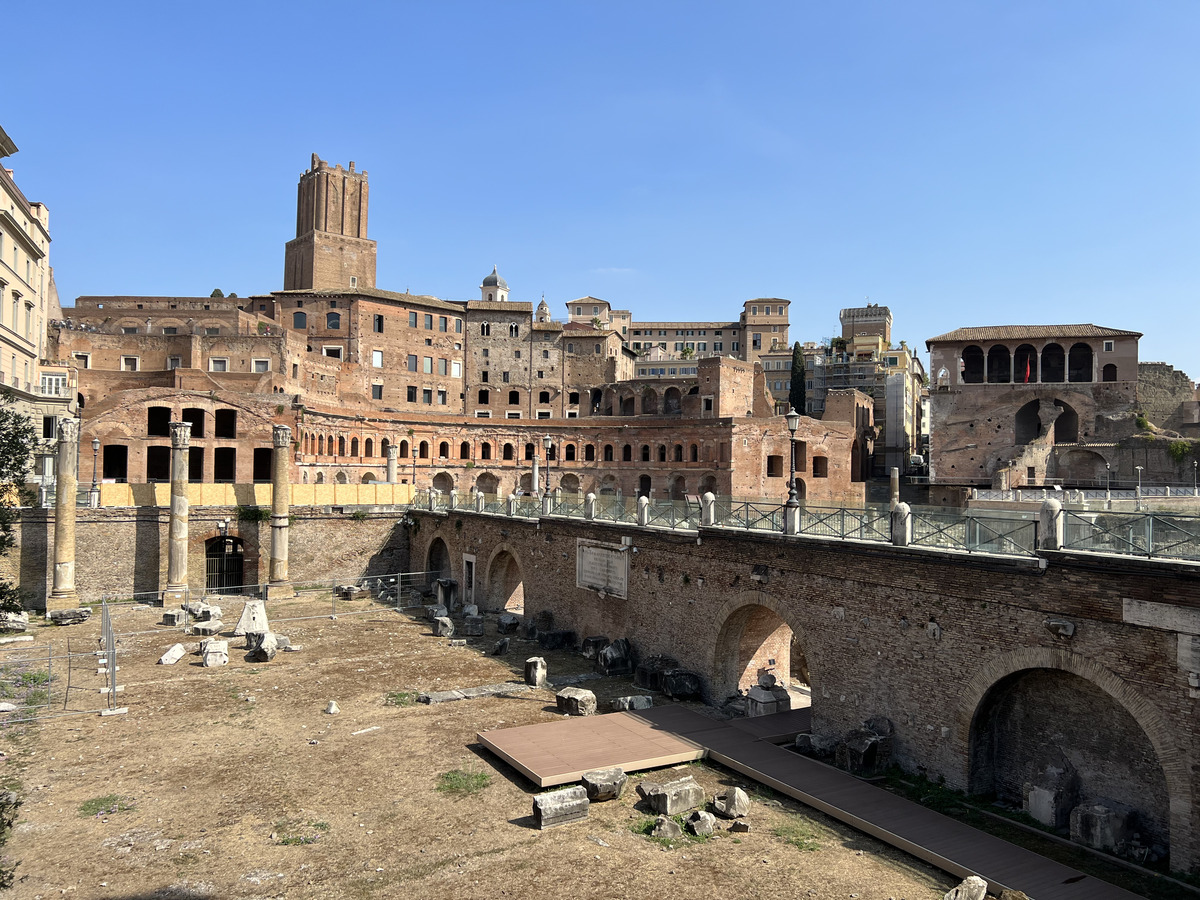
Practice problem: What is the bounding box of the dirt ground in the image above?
[0,595,957,900]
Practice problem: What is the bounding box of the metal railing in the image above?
[1063,510,1200,561]
[798,505,891,543]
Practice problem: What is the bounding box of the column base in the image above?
[46,590,79,612]
[161,587,190,608]
[265,582,294,602]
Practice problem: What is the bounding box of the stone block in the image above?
[537,629,577,651]
[757,671,777,688]
[556,687,597,716]
[646,776,704,816]
[448,639,466,647]
[192,621,223,637]
[942,876,987,900]
[835,728,892,777]
[713,786,750,819]
[634,655,678,691]
[650,816,682,839]
[685,809,717,836]
[635,781,661,800]
[610,695,653,712]
[463,616,485,637]
[795,733,839,756]
[496,614,520,635]
[491,638,510,656]
[596,638,634,676]
[0,611,29,633]
[234,600,270,636]
[247,632,278,663]
[433,616,455,638]
[581,636,609,660]
[746,685,778,717]
[158,643,186,666]
[661,669,704,701]
[461,604,479,618]
[770,686,792,711]
[524,657,547,688]
[161,609,185,627]
[729,820,751,833]
[49,608,91,626]
[581,767,627,802]
[202,641,229,668]
[1069,804,1131,853]
[533,785,588,829]
[425,604,448,622]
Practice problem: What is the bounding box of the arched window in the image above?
[674,444,684,462]
[1042,344,1065,382]
[365,438,374,457]
[538,391,550,404]
[1068,343,1094,382]
[382,438,392,458]
[438,442,449,458]
[478,389,490,404]
[326,312,341,330]
[508,323,519,338]
[547,444,556,461]
[565,444,576,461]
[641,445,650,462]
[986,345,1011,383]
[1102,363,1118,382]
[292,311,307,329]
[524,443,535,460]
[508,390,520,405]
[690,444,699,462]
[1013,344,1038,384]
[480,443,492,460]
[658,445,667,462]
[351,437,359,457]
[460,441,471,459]
[585,445,595,462]
[603,444,614,462]
[622,444,632,462]
[960,345,985,383]
[337,436,345,456]
[418,441,430,459]
[503,443,514,460]
[397,439,408,459]
[318,435,324,455]
[480,322,491,336]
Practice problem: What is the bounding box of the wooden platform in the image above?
[479,705,1146,900]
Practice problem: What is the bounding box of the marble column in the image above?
[47,418,79,611]
[267,424,294,600]
[162,421,191,606]
[386,443,398,483]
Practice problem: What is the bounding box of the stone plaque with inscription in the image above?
[576,539,629,599]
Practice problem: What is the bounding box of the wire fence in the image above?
[1063,510,1200,561]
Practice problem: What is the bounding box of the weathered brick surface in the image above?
[409,509,1200,870]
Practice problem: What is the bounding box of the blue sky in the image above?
[6,1,1198,373]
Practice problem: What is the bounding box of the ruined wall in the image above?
[1139,362,1198,433]
[410,509,1200,870]
[5,507,408,605]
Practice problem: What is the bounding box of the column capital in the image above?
[58,418,79,445]
[169,421,192,449]
[272,424,292,448]
[386,445,399,461]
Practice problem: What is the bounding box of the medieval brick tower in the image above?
[283,153,377,291]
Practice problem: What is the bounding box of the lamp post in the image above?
[91,437,100,493]
[1105,462,1110,491]
[785,406,801,511]
[542,434,553,495]
[1193,459,1197,496]
[1135,465,1144,510]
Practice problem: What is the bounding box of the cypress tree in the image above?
[788,342,807,415]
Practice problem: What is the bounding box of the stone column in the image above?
[386,443,398,483]
[889,467,900,511]
[48,418,80,611]
[162,421,191,607]
[268,424,294,599]
[531,456,540,497]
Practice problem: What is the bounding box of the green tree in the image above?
[788,342,807,415]
[210,288,224,298]
[0,391,37,613]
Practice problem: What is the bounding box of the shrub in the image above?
[1135,414,1151,431]
[236,506,271,522]
[1168,440,1192,464]
[436,768,492,797]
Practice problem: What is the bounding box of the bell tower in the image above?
[283,153,377,292]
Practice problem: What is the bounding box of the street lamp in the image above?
[91,437,100,492]
[1105,461,1110,492]
[542,434,553,495]
[1193,459,1197,496]
[1135,465,1144,510]
[785,406,801,511]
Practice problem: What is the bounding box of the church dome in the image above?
[481,266,508,291]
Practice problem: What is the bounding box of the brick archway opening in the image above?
[485,549,524,614]
[426,537,451,581]
[711,595,809,705]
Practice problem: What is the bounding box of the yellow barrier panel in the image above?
[92,480,414,508]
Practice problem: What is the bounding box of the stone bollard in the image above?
[427,489,437,511]
[449,491,458,510]
[637,495,650,526]
[524,657,547,688]
[475,490,485,513]
[541,493,553,516]
[890,501,912,547]
[584,492,597,520]
[1039,498,1064,551]
[507,494,518,516]
[701,491,716,526]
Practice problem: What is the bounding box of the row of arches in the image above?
[598,385,690,416]
[301,433,393,460]
[960,343,1116,385]
[426,469,724,499]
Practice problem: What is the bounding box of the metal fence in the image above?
[1063,510,1200,561]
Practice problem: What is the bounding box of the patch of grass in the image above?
[78,794,135,818]
[436,768,492,797]
[273,818,327,846]
[308,820,330,831]
[279,834,319,845]
[17,671,48,687]
[630,813,714,846]
[772,819,821,851]
[384,691,416,708]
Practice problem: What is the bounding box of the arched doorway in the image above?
[432,471,454,494]
[426,537,451,581]
[637,474,652,498]
[711,595,808,704]
[486,549,524,613]
[205,536,245,594]
[476,472,499,495]
[969,668,1169,851]
[560,473,580,494]
[669,475,686,500]
[517,473,533,494]
[664,387,682,413]
[699,474,718,495]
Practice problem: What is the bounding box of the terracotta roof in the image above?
[926,324,1142,347]
[272,287,465,313]
[467,300,533,312]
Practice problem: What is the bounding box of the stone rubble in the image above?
[201,641,228,668]
[713,786,751,819]
[595,637,634,676]
[524,657,547,688]
[942,876,987,900]
[581,767,627,802]
[685,809,717,836]
[610,695,653,711]
[48,608,92,626]
[650,816,682,839]
[645,776,705,816]
[556,687,597,717]
[233,599,270,636]
[157,644,186,666]
[533,785,589,829]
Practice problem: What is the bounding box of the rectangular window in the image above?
[424,314,433,330]
[406,386,417,402]
[542,349,550,359]
[122,326,138,335]
[514,350,521,359]
[371,383,384,400]
[438,358,447,376]
[167,356,181,370]
[372,350,383,368]
[481,370,489,382]
[409,311,417,327]
[1103,341,1114,352]
[536,410,551,419]
[252,359,270,373]
[455,319,463,333]
[373,314,384,333]
[209,358,229,372]
[437,389,447,405]
[73,353,90,369]
[475,410,491,418]
[422,388,432,404]
[506,411,522,419]
[537,370,544,378]
[451,361,462,378]
[751,306,758,315]
[407,354,418,372]
[422,356,433,374]
[162,326,177,335]
[322,346,342,360]
[732,341,739,352]
[752,334,762,350]
[121,357,139,372]
[438,316,447,332]
[502,371,510,383]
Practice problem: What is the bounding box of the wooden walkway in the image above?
[479,705,1147,900]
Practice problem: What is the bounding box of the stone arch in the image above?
[953,646,1190,868]
[361,472,377,483]
[484,544,526,613]
[426,536,451,580]
[335,470,348,484]
[432,471,454,493]
[476,472,499,495]
[560,473,580,494]
[669,475,686,500]
[710,591,810,704]
[699,473,718,495]
[1052,399,1079,443]
[961,345,985,383]
[1055,448,1109,485]
[621,393,636,416]
[1068,342,1094,382]
[664,386,682,413]
[641,388,659,415]
[986,345,1011,383]
[518,472,533,493]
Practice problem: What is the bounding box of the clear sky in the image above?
[5,1,1198,374]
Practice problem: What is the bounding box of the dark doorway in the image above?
[182,408,205,438]
[188,447,205,481]
[205,536,245,594]
[253,448,273,482]
[215,409,237,439]
[103,445,128,482]
[214,448,237,482]
[146,446,170,481]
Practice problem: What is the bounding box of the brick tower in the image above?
[283,153,377,291]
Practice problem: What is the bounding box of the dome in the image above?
[481,266,508,291]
